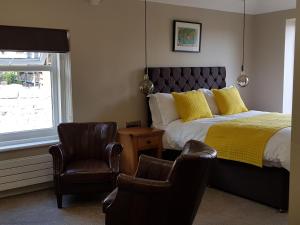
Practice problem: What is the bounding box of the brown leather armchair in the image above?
[103,140,217,225]
[49,122,122,208]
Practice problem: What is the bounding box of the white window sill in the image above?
[0,139,59,153]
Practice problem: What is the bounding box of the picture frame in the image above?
[173,20,202,53]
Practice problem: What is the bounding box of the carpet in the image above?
[0,188,287,225]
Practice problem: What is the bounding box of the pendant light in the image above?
[237,0,249,87]
[139,0,154,95]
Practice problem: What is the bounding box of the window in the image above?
[283,18,296,114]
[0,51,72,150]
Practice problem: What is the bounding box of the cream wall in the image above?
[249,9,296,112]
[0,0,251,161]
[289,0,300,224]
[147,3,254,104]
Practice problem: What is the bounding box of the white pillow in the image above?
[198,88,220,115]
[149,93,179,127]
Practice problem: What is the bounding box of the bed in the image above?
[147,66,290,211]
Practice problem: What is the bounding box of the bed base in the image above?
[210,158,289,211]
[163,149,289,211]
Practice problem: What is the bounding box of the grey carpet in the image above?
[0,188,287,225]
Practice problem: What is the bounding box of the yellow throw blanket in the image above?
[204,113,291,167]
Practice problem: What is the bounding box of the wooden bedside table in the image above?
[118,127,164,175]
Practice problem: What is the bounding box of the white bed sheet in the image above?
[158,111,291,171]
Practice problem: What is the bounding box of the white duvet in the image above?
[157,111,291,171]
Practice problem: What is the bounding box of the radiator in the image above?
[0,154,53,192]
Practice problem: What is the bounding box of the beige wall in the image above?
[249,9,296,112]
[289,0,300,224]
[147,3,254,105]
[0,0,250,161]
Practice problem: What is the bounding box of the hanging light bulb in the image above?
[237,66,249,87]
[237,0,249,87]
[140,68,154,95]
[139,0,154,95]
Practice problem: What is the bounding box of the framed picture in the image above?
[173,20,202,53]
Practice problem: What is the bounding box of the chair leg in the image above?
[56,194,63,209]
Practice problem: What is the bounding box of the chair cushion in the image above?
[61,159,114,183]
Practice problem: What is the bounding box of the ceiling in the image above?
[147,0,296,15]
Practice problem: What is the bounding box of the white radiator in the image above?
[0,154,53,192]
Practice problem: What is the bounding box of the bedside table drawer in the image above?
[118,127,164,175]
[137,136,160,150]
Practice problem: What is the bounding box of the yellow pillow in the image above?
[172,91,213,122]
[212,87,248,115]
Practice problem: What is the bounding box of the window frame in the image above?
[0,53,70,151]
[0,52,48,66]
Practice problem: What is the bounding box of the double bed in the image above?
[147,66,290,211]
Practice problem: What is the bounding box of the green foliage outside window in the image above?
[0,72,19,84]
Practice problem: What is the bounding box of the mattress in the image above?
[156,111,291,171]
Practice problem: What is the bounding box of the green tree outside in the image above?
[0,72,19,84]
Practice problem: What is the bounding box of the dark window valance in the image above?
[0,25,69,53]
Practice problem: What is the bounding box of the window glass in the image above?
[283,18,296,114]
[0,71,53,133]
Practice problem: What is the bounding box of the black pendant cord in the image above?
[242,0,246,72]
[144,0,148,74]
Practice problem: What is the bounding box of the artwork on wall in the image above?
[173,20,202,53]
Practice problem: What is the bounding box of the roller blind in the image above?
[0,25,69,53]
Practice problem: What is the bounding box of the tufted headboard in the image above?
[147,67,226,125]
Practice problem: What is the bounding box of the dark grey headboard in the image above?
[148,67,226,93]
[147,67,226,125]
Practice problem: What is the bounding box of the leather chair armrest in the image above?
[105,142,123,173]
[49,144,65,175]
[117,173,171,193]
[102,188,118,213]
[135,155,174,181]
[183,140,217,159]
